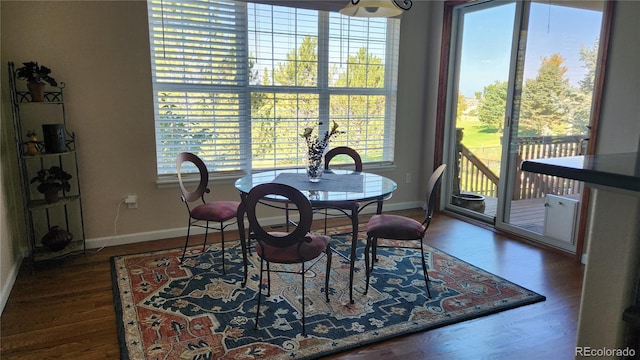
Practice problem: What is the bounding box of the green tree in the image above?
[335,48,384,88]
[331,48,386,153]
[251,36,320,165]
[250,37,388,165]
[566,39,599,134]
[274,36,318,86]
[519,54,571,135]
[578,39,599,93]
[333,48,385,115]
[456,94,468,120]
[477,80,508,134]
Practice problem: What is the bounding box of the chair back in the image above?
[423,164,446,225]
[244,183,313,249]
[325,146,363,172]
[177,152,209,203]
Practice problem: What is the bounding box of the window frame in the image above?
[148,0,400,181]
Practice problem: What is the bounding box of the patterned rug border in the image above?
[111,234,546,359]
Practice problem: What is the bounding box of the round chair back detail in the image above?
[177,152,209,203]
[324,146,363,172]
[244,183,314,249]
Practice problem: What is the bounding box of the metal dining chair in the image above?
[314,146,363,234]
[238,183,332,336]
[364,164,446,298]
[176,152,240,274]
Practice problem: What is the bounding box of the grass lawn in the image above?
[456,116,502,162]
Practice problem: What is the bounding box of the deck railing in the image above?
[455,129,586,200]
[512,135,585,199]
[455,143,500,198]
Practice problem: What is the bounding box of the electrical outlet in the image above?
[124,194,138,209]
[405,172,412,184]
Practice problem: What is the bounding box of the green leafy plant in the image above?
[16,61,57,86]
[30,166,72,194]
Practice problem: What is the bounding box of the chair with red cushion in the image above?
[177,152,240,274]
[313,146,364,233]
[364,164,446,298]
[239,182,332,336]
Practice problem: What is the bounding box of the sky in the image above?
[458,1,603,97]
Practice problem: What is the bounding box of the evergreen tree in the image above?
[274,36,318,86]
[250,36,387,164]
[478,80,508,134]
[519,54,571,135]
[578,39,599,93]
[567,39,599,134]
[251,36,320,165]
[332,48,386,151]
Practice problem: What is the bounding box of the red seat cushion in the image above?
[366,214,425,240]
[256,232,330,264]
[190,201,240,222]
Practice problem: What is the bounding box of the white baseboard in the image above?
[0,254,23,315]
[86,201,422,250]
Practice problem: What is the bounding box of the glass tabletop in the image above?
[234,168,397,203]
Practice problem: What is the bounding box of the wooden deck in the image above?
[481,194,582,234]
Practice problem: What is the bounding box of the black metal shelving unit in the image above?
[8,61,86,263]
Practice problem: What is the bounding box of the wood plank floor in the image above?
[0,209,584,360]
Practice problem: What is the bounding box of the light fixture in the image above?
[339,0,412,18]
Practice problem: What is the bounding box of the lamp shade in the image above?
[339,0,404,17]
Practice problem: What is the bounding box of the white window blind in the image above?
[148,0,399,176]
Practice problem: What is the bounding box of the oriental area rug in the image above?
[111,228,545,360]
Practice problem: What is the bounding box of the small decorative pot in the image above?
[451,193,486,213]
[27,82,45,102]
[44,188,60,203]
[41,226,73,251]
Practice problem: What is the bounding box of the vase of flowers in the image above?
[301,121,344,182]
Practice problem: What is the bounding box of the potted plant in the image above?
[30,166,72,203]
[15,61,58,102]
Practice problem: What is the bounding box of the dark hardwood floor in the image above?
[0,209,584,360]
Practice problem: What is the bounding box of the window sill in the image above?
[156,170,247,189]
[157,162,396,189]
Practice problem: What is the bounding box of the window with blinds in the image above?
[148,0,400,176]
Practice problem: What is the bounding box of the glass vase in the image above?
[306,151,324,182]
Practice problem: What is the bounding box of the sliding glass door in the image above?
[444,1,516,224]
[497,0,604,251]
[443,0,607,252]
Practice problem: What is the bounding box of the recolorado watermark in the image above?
[575,346,635,357]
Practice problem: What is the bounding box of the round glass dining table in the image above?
[234,168,397,204]
[234,168,397,303]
